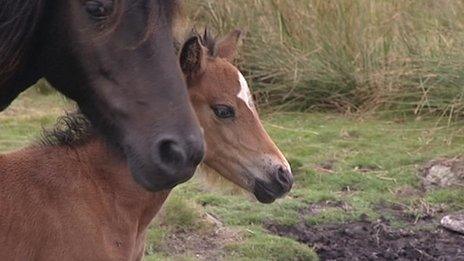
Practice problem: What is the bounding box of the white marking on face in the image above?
[237,71,255,110]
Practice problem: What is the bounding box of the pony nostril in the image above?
[156,138,187,169]
[276,166,293,190]
[184,135,205,167]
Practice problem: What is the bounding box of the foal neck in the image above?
[75,138,171,230]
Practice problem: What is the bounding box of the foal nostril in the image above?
[276,166,293,191]
[156,138,187,170]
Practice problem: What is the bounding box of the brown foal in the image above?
[0,29,293,261]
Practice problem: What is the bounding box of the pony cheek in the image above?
[203,155,252,191]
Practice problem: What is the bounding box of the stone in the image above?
[441,212,464,234]
[420,158,464,190]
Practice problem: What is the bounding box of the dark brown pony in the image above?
[0,0,204,191]
[0,30,293,260]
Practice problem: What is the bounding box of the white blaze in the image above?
[237,71,254,110]
[236,70,293,179]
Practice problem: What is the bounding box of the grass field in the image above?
[184,0,464,118]
[1,90,463,260]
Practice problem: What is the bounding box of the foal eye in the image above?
[85,0,111,19]
[212,105,235,119]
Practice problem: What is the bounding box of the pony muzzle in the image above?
[125,132,205,192]
[253,164,293,204]
[153,135,205,173]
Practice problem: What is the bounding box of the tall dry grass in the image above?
[184,0,464,118]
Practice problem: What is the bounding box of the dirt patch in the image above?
[160,226,242,260]
[267,218,464,260]
[393,186,421,197]
[301,200,352,216]
[340,129,360,139]
[353,164,382,173]
[314,160,338,174]
[376,200,446,225]
[154,212,243,260]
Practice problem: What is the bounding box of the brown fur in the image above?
[0,139,169,260]
[0,29,292,260]
[185,30,292,195]
[1,0,205,193]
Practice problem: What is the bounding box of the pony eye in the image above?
[212,105,235,119]
[85,1,110,19]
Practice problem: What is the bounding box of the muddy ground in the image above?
[268,215,464,261]
[266,157,464,260]
[159,226,242,260]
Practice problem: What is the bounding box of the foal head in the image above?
[179,30,293,203]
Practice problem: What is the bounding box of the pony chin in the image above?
[194,163,252,198]
[194,164,284,204]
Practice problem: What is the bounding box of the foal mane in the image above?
[39,112,95,148]
[0,0,44,83]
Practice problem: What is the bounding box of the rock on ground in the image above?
[420,157,464,190]
[441,212,464,234]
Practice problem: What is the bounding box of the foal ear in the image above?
[180,36,205,79]
[216,29,244,62]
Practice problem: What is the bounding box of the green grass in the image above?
[2,93,464,260]
[170,112,464,229]
[0,89,69,152]
[0,117,54,151]
[159,193,206,231]
[184,0,464,118]
[224,228,318,261]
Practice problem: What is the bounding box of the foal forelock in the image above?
[0,0,182,83]
[100,0,182,27]
[136,0,183,42]
[95,0,182,44]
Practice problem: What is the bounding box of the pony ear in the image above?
[216,29,244,62]
[202,27,217,55]
[180,35,205,80]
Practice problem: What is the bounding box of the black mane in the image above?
[0,0,44,84]
[0,0,181,85]
[39,112,95,147]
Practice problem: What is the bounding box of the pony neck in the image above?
[73,137,171,230]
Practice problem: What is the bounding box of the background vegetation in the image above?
[185,0,464,120]
[2,1,464,259]
[2,91,463,260]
